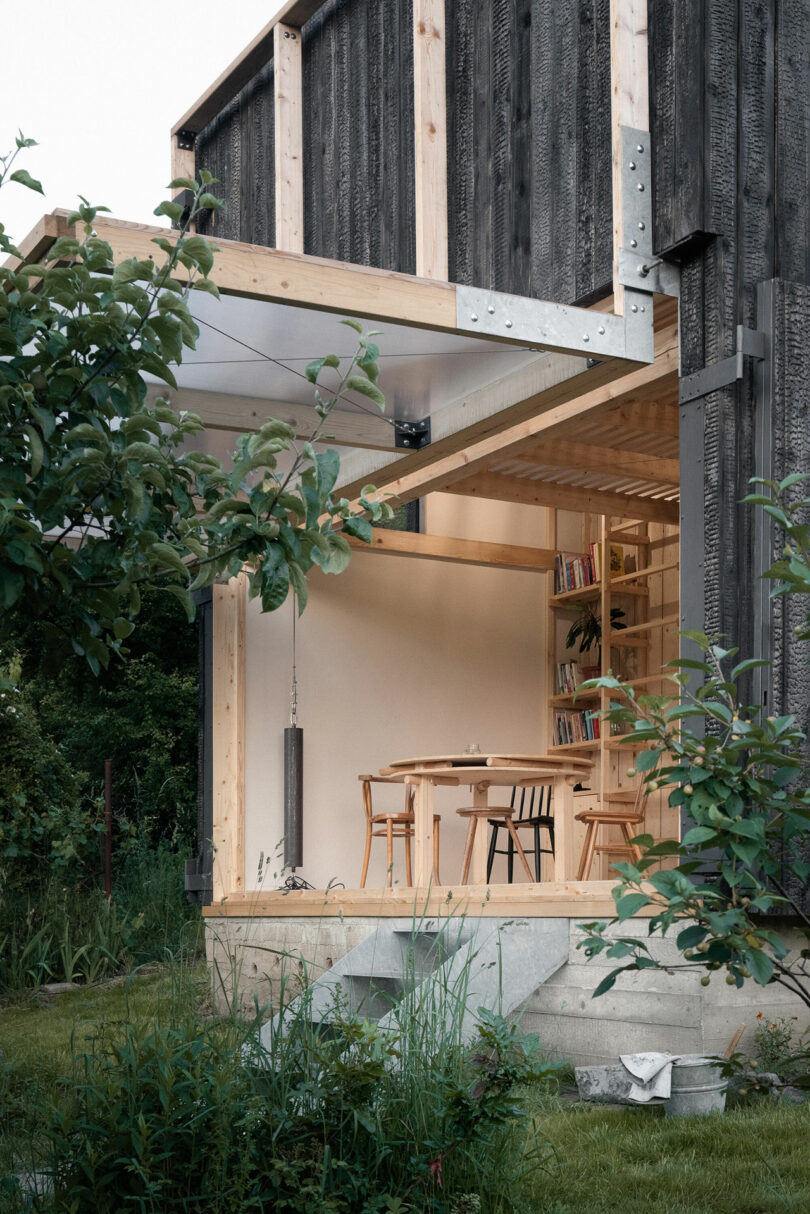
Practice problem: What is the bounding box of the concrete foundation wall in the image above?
[207,916,810,1061]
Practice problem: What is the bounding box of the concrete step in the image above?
[259,916,568,1054]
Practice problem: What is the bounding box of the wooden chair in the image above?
[359,775,441,888]
[456,799,534,884]
[486,785,555,882]
[575,787,647,881]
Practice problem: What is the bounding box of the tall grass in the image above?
[2,924,559,1213]
[0,846,202,998]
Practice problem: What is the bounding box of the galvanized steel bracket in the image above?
[679,325,768,404]
[455,127,657,364]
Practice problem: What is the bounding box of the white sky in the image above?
[1,1,273,244]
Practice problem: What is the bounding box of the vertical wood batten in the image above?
[413,0,449,279]
[610,0,649,314]
[274,23,305,252]
[212,575,246,902]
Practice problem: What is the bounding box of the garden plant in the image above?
[578,475,810,1010]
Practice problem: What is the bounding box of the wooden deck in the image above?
[201,880,650,919]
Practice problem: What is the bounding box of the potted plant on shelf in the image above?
[564,604,626,679]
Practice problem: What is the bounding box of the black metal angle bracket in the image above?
[394,416,431,450]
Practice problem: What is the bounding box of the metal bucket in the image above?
[665,1055,727,1117]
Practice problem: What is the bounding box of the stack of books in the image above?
[552,708,600,746]
[554,551,597,593]
[555,660,584,695]
[553,543,628,593]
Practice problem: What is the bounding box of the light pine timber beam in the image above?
[339,341,678,505]
[143,385,395,450]
[56,214,645,357]
[610,0,649,314]
[211,574,246,903]
[346,529,555,572]
[273,23,304,252]
[513,439,680,485]
[413,0,449,279]
[445,472,680,525]
[593,395,679,438]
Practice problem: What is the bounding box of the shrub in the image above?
[11,936,558,1212]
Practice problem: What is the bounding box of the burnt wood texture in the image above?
[195,0,613,302]
[652,0,810,658]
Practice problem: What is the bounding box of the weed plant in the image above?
[0,848,202,999]
[2,924,559,1213]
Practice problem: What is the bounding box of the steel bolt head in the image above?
[628,160,636,170]
[630,238,637,248]
[598,326,605,335]
[487,304,495,314]
[637,183,645,192]
[505,319,513,328]
[631,304,638,313]
[638,221,645,230]
[636,143,644,153]
[583,334,590,342]
[471,313,478,322]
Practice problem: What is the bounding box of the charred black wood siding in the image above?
[195,1,612,303]
[195,0,415,272]
[445,0,612,302]
[654,0,810,653]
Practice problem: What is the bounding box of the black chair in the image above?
[486,785,554,883]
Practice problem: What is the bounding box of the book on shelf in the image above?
[554,551,597,594]
[555,660,584,695]
[552,708,600,746]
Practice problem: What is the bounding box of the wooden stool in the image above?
[359,775,441,888]
[575,808,646,880]
[456,807,534,884]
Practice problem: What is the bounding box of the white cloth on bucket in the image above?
[619,1052,678,1102]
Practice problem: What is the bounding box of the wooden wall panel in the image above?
[195,63,276,246]
[302,0,416,271]
[446,0,612,303]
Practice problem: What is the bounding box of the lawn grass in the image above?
[0,964,209,1180]
[529,1100,810,1213]
[2,976,810,1212]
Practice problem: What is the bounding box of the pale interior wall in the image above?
[244,494,553,891]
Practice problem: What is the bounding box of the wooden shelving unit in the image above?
[547,513,681,835]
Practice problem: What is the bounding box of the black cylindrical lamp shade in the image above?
[283,726,304,869]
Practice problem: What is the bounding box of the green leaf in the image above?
[180,235,215,277]
[23,425,44,477]
[168,177,196,190]
[346,376,385,410]
[635,748,659,773]
[305,353,340,384]
[9,168,43,194]
[614,892,650,921]
[341,318,363,334]
[745,948,774,986]
[682,826,718,845]
[148,542,189,579]
[161,583,196,622]
[322,534,352,575]
[153,200,184,222]
[677,924,709,949]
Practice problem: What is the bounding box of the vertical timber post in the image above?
[413,0,449,280]
[752,280,775,711]
[171,129,196,231]
[610,0,649,315]
[274,23,305,253]
[211,574,246,902]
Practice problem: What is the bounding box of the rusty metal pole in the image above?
[104,759,112,900]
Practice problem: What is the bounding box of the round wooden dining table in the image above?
[380,753,593,886]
